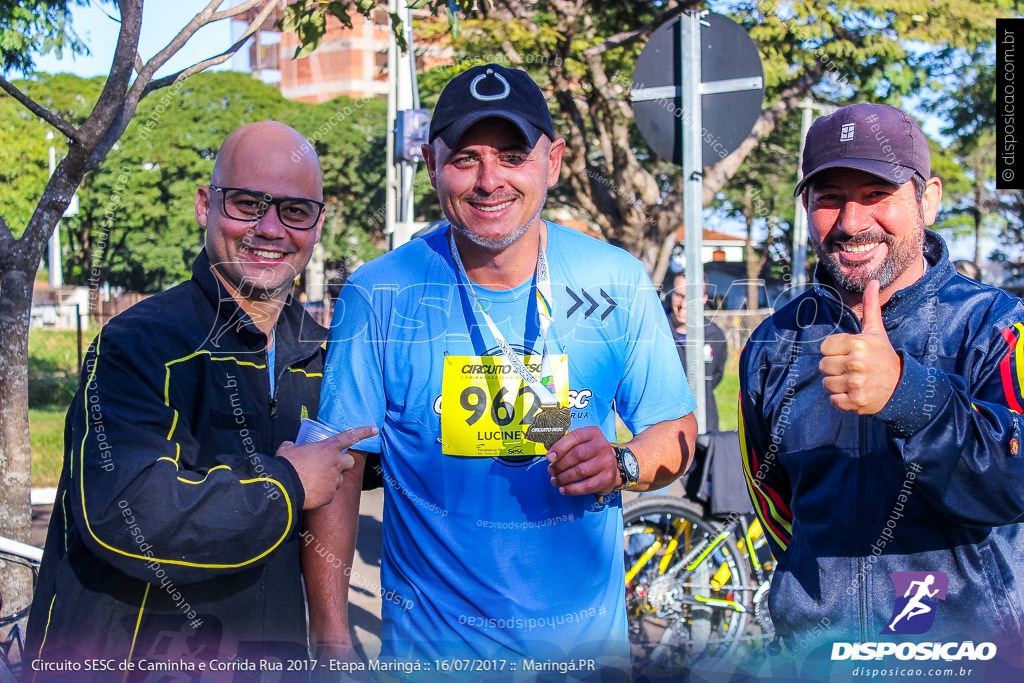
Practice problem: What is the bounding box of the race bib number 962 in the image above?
[441,355,569,458]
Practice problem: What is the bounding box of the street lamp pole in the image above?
[792,98,836,290]
[386,0,420,250]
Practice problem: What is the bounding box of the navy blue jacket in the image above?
[740,232,1024,657]
[26,250,324,670]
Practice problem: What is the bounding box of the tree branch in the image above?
[139,0,263,80]
[500,39,522,64]
[492,0,533,23]
[141,36,250,94]
[0,77,80,142]
[76,0,144,147]
[18,0,145,253]
[0,213,13,258]
[701,67,823,205]
[574,12,662,254]
[582,0,698,59]
[139,0,277,97]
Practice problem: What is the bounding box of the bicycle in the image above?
[622,494,775,675]
[0,535,43,679]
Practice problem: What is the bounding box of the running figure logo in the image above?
[883,571,949,635]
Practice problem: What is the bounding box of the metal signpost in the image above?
[631,11,764,433]
[792,98,837,292]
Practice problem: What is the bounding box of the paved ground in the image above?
[30,506,49,548]
[347,487,385,660]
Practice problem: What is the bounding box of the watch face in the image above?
[622,448,640,480]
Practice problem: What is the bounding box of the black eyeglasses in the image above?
[207,185,325,230]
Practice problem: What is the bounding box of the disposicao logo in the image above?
[831,570,997,663]
[883,571,948,635]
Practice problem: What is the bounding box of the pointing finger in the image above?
[326,425,378,451]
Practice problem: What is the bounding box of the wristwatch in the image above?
[613,444,640,491]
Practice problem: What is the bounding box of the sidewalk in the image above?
[348,487,385,660]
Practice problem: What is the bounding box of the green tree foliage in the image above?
[0,94,50,235]
[0,73,102,236]
[286,92,388,275]
[63,71,294,291]
[0,0,88,75]
[414,0,1014,273]
[2,71,388,293]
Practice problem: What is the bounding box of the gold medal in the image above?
[524,405,572,449]
[447,229,571,455]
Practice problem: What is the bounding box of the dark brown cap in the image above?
[795,103,930,196]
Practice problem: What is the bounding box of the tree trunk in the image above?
[0,265,36,622]
[974,216,981,265]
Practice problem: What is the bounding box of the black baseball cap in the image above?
[428,63,556,149]
[794,103,931,196]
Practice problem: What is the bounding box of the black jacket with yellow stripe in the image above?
[26,249,326,669]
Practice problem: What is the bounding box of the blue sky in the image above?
[33,1,237,78]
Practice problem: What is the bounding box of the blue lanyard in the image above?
[448,228,559,406]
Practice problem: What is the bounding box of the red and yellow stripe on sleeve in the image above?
[739,396,793,553]
[998,324,1024,414]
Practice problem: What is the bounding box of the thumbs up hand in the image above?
[819,280,902,414]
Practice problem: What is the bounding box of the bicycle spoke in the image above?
[622,496,759,675]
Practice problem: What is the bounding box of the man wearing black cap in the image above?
[318,64,697,671]
[739,103,1024,674]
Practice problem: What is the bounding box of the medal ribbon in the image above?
[448,228,559,407]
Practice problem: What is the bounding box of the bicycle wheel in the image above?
[623,495,750,675]
[0,536,42,679]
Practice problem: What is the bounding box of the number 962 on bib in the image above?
[440,355,569,458]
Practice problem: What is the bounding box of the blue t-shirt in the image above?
[320,222,694,669]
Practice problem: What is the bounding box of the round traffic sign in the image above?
[632,13,764,166]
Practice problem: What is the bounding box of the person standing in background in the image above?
[668,272,728,432]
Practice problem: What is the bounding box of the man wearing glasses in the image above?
[27,121,375,672]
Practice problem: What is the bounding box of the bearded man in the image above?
[740,103,1024,677]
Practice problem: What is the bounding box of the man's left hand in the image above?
[819,279,902,414]
[546,426,620,495]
